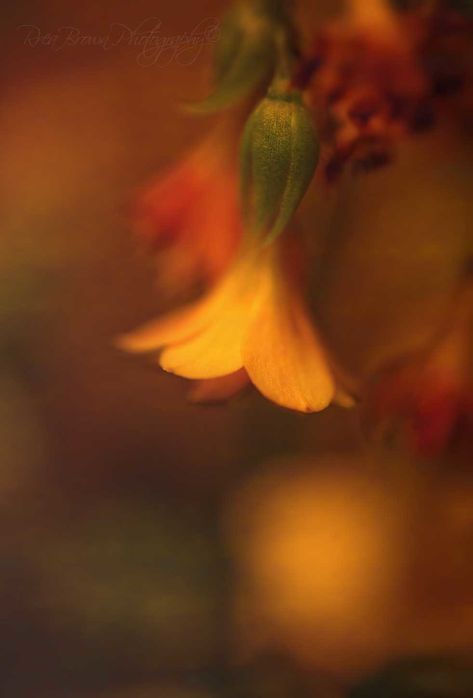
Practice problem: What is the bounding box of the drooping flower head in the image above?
[119,0,472,421]
[119,236,350,412]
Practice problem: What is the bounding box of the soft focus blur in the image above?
[1,0,472,696]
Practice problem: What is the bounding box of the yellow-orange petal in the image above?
[188,370,250,404]
[158,252,265,379]
[159,294,252,378]
[243,276,335,413]
[116,254,253,353]
[115,302,212,353]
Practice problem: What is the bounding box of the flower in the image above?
[119,239,351,413]
[132,127,242,297]
[300,0,451,181]
[366,282,473,457]
[122,0,473,415]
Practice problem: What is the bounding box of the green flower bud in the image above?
[240,88,319,244]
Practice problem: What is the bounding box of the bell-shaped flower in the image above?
[119,239,350,413]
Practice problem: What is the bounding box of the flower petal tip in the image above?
[114,333,142,354]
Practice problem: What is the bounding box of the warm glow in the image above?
[347,0,397,30]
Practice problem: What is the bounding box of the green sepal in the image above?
[189,2,276,114]
[240,88,319,244]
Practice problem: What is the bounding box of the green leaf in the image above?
[189,2,276,114]
[213,5,251,82]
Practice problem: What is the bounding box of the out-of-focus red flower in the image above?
[133,128,242,297]
[370,364,473,457]
[366,282,473,458]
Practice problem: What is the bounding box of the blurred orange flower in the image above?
[367,281,473,457]
[133,128,241,297]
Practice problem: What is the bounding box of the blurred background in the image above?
[1,0,472,696]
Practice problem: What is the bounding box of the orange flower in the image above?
[133,128,242,297]
[119,240,352,413]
